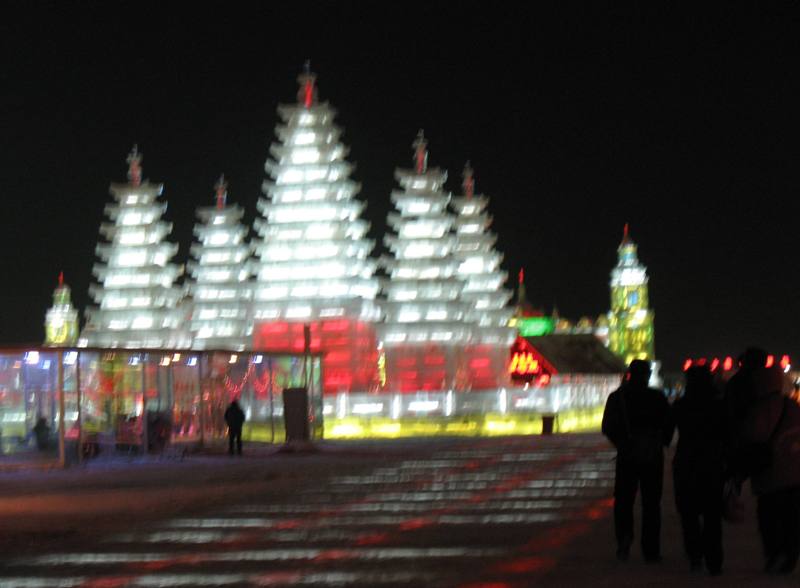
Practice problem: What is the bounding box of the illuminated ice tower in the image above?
[251,65,380,393]
[380,132,470,392]
[45,272,79,346]
[187,176,252,351]
[608,224,655,365]
[450,163,515,389]
[82,146,187,348]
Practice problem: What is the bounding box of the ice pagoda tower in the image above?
[379,131,470,392]
[81,147,188,348]
[450,163,515,389]
[251,65,380,393]
[187,176,252,351]
[608,224,655,365]
[44,272,79,346]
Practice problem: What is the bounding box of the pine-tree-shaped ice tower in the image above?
[451,163,515,390]
[81,147,188,349]
[187,176,252,351]
[379,132,471,394]
[251,66,381,394]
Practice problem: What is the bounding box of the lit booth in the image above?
[0,346,321,465]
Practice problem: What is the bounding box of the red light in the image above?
[682,359,692,372]
[723,356,733,371]
[780,355,790,370]
[537,374,551,386]
[766,355,774,368]
[303,80,313,108]
[696,358,707,366]
[710,358,720,372]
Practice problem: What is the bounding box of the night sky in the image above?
[2,3,798,371]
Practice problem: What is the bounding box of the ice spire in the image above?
[412,129,428,174]
[462,161,474,199]
[215,174,227,210]
[297,60,317,108]
[126,144,142,187]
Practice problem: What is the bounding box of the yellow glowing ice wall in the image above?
[608,226,655,365]
[45,274,79,346]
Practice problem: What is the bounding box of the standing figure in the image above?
[602,359,674,562]
[742,364,800,575]
[672,365,726,575]
[224,399,246,456]
[32,417,51,451]
[724,347,768,481]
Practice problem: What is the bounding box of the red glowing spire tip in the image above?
[298,60,316,108]
[58,271,64,287]
[462,161,474,198]
[412,130,428,174]
[215,174,227,210]
[126,145,142,187]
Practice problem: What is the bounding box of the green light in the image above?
[517,316,555,337]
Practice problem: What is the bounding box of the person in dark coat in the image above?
[672,365,727,575]
[224,399,246,456]
[602,359,674,563]
[741,365,800,575]
[724,347,768,481]
[32,417,51,451]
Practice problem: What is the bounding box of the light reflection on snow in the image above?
[19,546,505,567]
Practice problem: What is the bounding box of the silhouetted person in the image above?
[602,359,674,563]
[32,417,51,451]
[224,400,245,456]
[724,347,768,481]
[672,365,726,575]
[742,364,800,575]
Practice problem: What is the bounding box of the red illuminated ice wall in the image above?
[464,344,512,391]
[253,319,379,396]
[383,344,452,393]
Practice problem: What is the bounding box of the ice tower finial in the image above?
[58,271,64,287]
[462,161,474,198]
[412,129,428,174]
[621,222,631,244]
[126,145,142,187]
[297,60,317,108]
[215,174,228,210]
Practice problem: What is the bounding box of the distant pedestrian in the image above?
[32,416,51,451]
[672,365,727,575]
[741,364,800,575]
[602,359,674,563]
[224,399,245,456]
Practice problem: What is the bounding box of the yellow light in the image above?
[330,422,364,437]
[484,420,517,433]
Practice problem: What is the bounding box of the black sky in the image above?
[1,2,798,371]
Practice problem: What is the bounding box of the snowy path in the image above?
[0,436,614,587]
[0,435,795,587]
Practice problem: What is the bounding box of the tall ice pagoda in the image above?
[450,163,515,389]
[379,131,470,392]
[81,147,188,348]
[187,176,252,351]
[251,65,380,393]
[608,224,655,365]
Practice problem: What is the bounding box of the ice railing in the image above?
[322,373,622,419]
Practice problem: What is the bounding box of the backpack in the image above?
[619,389,663,464]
